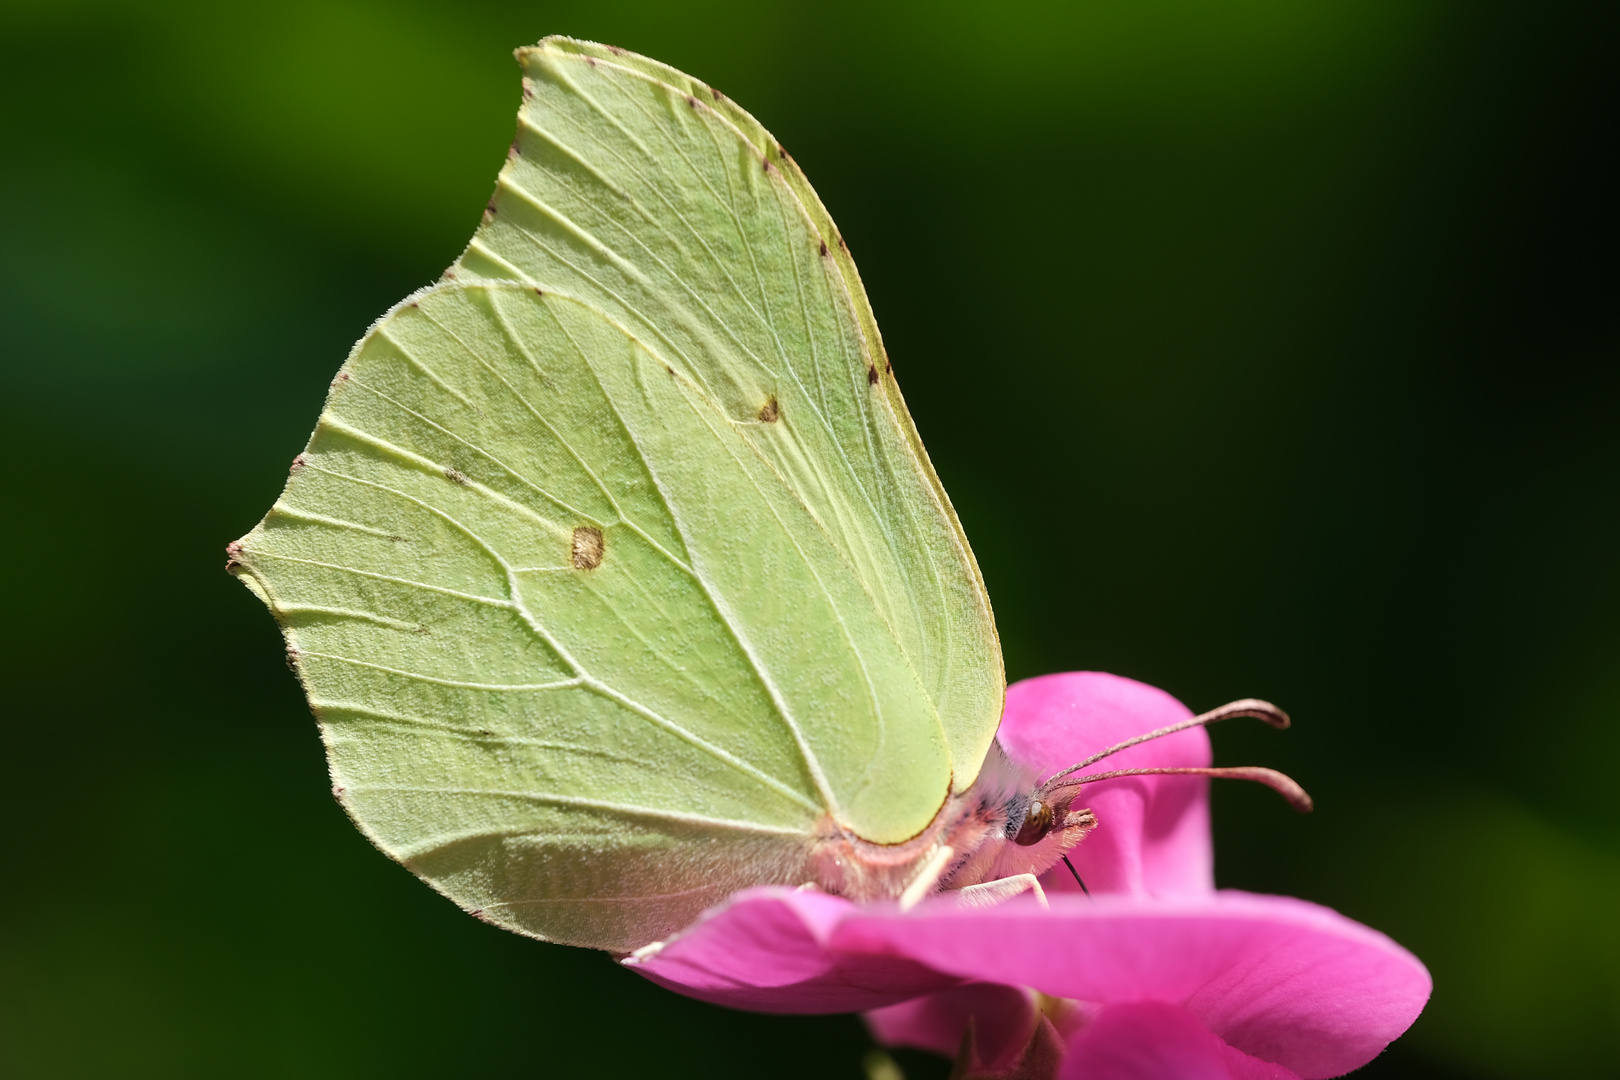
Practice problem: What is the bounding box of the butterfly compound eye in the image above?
[1013,798,1054,846]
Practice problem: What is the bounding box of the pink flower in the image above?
[626,673,1430,1078]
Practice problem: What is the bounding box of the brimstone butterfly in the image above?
[229,37,1304,954]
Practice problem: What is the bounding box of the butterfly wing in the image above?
[465,39,1004,787]
[230,39,1002,953]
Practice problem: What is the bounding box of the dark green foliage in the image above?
[0,1,1614,1076]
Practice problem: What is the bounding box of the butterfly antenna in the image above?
[1054,765,1312,812]
[1042,699,1291,785]
[1060,854,1091,896]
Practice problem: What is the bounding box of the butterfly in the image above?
[229,37,1305,955]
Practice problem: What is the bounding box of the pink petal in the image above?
[624,887,957,1013]
[998,671,1214,897]
[832,891,1431,1079]
[1061,1003,1301,1080]
[866,983,1039,1068]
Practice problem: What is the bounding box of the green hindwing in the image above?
[231,38,1003,952]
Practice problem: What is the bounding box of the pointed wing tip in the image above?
[520,36,631,65]
[225,530,268,581]
[513,36,568,68]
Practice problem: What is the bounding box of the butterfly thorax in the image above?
[810,742,1097,904]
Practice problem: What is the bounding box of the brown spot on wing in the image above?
[445,468,469,486]
[758,396,780,423]
[572,526,605,570]
[867,365,880,386]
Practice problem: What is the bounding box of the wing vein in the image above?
[368,789,806,839]
[339,375,605,526]
[301,651,581,691]
[247,550,513,608]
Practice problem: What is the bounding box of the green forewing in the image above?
[232,38,1002,951]
[466,41,1002,778]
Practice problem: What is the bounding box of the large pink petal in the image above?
[998,672,1214,897]
[832,891,1431,1079]
[624,887,956,1012]
[866,983,1039,1068]
[1061,1003,1301,1080]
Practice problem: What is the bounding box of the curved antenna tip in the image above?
[1042,697,1296,785]
[1212,699,1291,730]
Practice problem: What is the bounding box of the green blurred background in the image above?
[2,0,1615,1076]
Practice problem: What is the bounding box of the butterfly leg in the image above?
[898,845,956,912]
[952,874,1049,911]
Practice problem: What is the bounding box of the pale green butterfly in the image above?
[230,37,1301,954]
